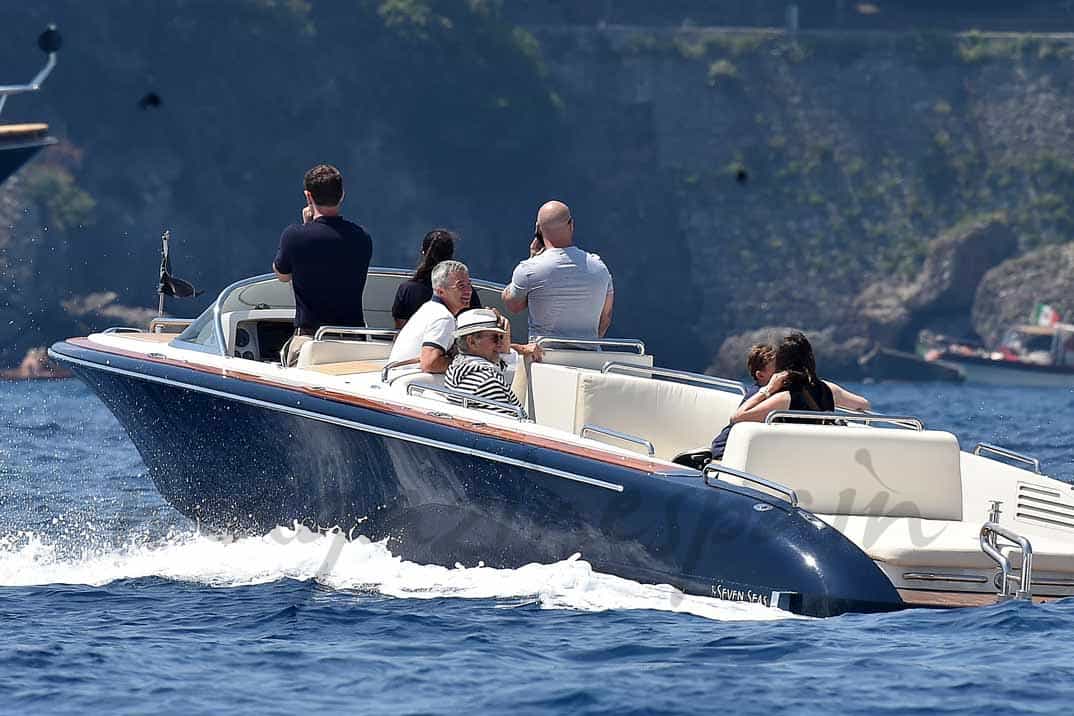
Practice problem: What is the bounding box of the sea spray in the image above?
[0,524,792,622]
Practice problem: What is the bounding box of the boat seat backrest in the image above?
[575,372,742,459]
[539,348,654,371]
[527,363,742,459]
[528,363,582,432]
[720,422,963,520]
[295,339,393,367]
[388,370,447,400]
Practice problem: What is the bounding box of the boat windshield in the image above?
[173,274,290,353]
[170,269,520,355]
[219,276,296,313]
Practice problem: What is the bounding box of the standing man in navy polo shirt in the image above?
[273,164,373,366]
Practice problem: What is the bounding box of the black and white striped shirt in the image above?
[445,354,526,418]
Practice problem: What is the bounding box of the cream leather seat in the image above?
[528,363,742,460]
[295,339,393,368]
[388,370,447,397]
[720,422,964,520]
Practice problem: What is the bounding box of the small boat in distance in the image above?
[0,25,61,186]
[925,321,1074,387]
[49,264,1074,616]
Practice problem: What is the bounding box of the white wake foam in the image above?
[0,526,793,622]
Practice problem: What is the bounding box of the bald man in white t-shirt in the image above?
[501,201,614,341]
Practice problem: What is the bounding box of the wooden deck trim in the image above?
[897,588,1059,608]
[122,332,178,343]
[0,123,49,136]
[305,359,384,376]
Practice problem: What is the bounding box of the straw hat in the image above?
[454,309,506,338]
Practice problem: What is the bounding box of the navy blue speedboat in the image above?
[54,270,1074,613]
[49,270,918,617]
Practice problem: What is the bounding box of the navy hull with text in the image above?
[52,339,903,617]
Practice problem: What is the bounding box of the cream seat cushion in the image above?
[721,422,964,520]
[388,370,446,397]
[574,372,742,460]
[296,339,393,368]
[528,363,583,432]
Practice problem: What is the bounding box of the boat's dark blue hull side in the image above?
[0,141,46,185]
[51,340,904,617]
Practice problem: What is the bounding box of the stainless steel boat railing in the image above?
[535,337,646,354]
[980,520,1034,601]
[601,362,747,396]
[314,326,399,342]
[766,410,925,431]
[381,359,420,383]
[580,424,656,457]
[405,383,528,421]
[973,442,1042,474]
[702,463,799,510]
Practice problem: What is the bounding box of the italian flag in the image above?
[1032,303,1061,326]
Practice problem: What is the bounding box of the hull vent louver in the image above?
[1016,482,1074,532]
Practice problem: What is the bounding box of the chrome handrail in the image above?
[314,326,398,342]
[102,326,143,334]
[149,317,194,334]
[381,358,420,383]
[535,337,646,355]
[980,522,1034,601]
[974,443,1042,474]
[406,383,526,421]
[580,424,656,457]
[601,362,746,396]
[766,410,924,431]
[703,463,799,509]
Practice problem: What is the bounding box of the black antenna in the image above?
[157,230,198,317]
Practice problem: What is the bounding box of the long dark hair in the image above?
[413,228,458,283]
[775,331,819,389]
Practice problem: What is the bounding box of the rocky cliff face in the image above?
[2,3,1074,372]
[531,27,1074,370]
[974,243,1074,344]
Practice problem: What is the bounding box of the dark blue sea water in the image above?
[3,379,1074,714]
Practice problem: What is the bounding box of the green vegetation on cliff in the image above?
[584,26,1074,350]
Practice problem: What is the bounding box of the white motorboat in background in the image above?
[928,323,1074,387]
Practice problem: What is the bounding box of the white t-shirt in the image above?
[506,246,613,340]
[388,299,455,364]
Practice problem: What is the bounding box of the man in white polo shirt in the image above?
[388,260,473,373]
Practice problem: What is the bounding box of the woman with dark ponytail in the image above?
[392,229,481,327]
[728,331,870,425]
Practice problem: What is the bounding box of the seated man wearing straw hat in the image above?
[445,309,529,418]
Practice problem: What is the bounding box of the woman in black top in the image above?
[392,229,481,327]
[728,332,870,427]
